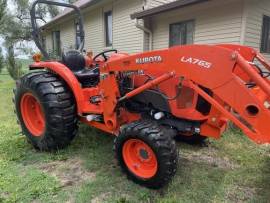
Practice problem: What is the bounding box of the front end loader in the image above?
[13,0,270,188]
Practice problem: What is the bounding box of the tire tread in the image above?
[14,71,78,151]
[114,120,178,189]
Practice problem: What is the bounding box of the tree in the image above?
[1,0,78,79]
[47,5,59,18]
[0,0,6,18]
[1,0,65,44]
[6,46,23,80]
[0,47,4,73]
[1,0,76,47]
[0,0,5,74]
[0,0,63,79]
[0,0,6,33]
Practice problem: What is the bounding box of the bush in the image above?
[6,47,23,80]
[0,47,4,73]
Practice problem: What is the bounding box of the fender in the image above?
[30,61,85,114]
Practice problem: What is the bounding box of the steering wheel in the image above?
[93,49,118,62]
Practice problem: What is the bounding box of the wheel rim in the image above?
[122,139,158,179]
[20,93,45,137]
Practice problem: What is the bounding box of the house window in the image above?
[41,36,46,50]
[104,11,113,47]
[75,22,81,49]
[261,15,270,53]
[169,20,195,47]
[52,31,61,56]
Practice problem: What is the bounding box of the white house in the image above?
[42,0,270,60]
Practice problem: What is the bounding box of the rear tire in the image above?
[114,120,178,189]
[14,71,78,151]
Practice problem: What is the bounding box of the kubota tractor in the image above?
[14,0,270,188]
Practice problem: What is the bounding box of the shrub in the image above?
[6,47,23,80]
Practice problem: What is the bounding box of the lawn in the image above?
[0,69,270,203]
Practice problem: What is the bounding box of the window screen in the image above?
[169,20,195,47]
[52,31,61,56]
[75,22,81,49]
[104,11,113,47]
[261,15,270,53]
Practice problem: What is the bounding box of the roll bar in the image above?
[30,0,85,59]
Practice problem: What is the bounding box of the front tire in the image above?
[114,120,178,189]
[14,71,78,151]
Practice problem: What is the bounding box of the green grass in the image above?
[0,69,270,202]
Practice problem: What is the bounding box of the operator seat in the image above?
[62,50,99,87]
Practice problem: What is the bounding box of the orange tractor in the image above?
[14,0,270,188]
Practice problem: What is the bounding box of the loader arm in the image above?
[101,45,270,144]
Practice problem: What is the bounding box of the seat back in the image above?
[62,50,85,72]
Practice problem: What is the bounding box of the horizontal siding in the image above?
[244,0,270,60]
[84,7,104,55]
[59,21,76,50]
[151,0,243,50]
[43,0,144,55]
[44,20,76,54]
[112,0,143,54]
[44,33,52,52]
